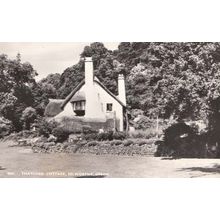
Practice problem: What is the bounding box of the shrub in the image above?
[82,133,98,141]
[123,139,133,146]
[131,109,144,118]
[155,122,204,158]
[52,126,70,143]
[97,131,114,141]
[137,139,148,146]
[111,140,123,146]
[154,140,171,157]
[47,134,57,142]
[82,125,97,134]
[164,122,197,145]
[77,140,87,146]
[82,131,126,141]
[113,131,126,140]
[128,129,158,139]
[21,107,37,130]
[0,117,12,138]
[134,116,155,130]
[87,141,99,147]
[101,142,111,148]
[37,118,58,138]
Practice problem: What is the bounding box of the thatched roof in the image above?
[70,91,86,102]
[44,99,64,117]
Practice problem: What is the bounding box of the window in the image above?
[72,101,85,111]
[106,103,113,112]
[72,101,85,116]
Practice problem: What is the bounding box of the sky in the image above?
[0,42,119,81]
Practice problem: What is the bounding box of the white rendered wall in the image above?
[94,82,124,131]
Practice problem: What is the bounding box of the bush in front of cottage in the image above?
[52,127,71,143]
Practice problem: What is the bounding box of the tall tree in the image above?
[0,54,37,130]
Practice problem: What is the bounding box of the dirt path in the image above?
[1,140,220,177]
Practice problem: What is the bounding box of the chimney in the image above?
[118,73,126,106]
[84,57,93,86]
[84,57,105,119]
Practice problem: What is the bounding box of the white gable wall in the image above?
[94,82,124,131]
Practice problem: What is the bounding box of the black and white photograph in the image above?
[2,1,220,220]
[1,42,220,178]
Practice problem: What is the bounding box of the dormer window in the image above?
[72,101,85,116]
[70,91,86,116]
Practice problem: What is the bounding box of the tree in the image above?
[0,53,38,131]
[21,107,37,130]
[39,73,61,91]
[118,42,220,121]
[0,116,12,138]
[58,61,84,98]
[0,93,17,120]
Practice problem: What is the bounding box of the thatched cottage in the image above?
[45,57,128,132]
